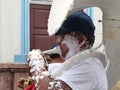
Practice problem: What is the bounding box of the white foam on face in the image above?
[62,35,80,60]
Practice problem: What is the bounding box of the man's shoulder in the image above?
[72,57,105,72]
[82,57,103,66]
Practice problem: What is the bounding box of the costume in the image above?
[49,56,108,90]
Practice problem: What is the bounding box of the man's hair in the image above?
[82,33,95,48]
[70,31,95,49]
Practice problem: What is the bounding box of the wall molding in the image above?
[30,0,52,5]
[14,0,29,63]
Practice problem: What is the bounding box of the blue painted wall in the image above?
[14,0,29,63]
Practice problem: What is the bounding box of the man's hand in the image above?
[17,77,34,89]
[17,78,26,89]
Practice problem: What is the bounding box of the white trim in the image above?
[30,0,52,5]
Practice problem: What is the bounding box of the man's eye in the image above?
[61,35,64,38]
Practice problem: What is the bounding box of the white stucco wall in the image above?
[0,0,21,63]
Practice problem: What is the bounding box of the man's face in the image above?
[56,34,80,60]
[56,35,69,58]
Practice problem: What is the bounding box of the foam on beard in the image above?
[62,35,80,60]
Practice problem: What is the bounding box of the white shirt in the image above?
[48,63,62,74]
[49,57,108,90]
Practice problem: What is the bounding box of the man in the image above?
[18,11,108,90]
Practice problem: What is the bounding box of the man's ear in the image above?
[79,35,87,47]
